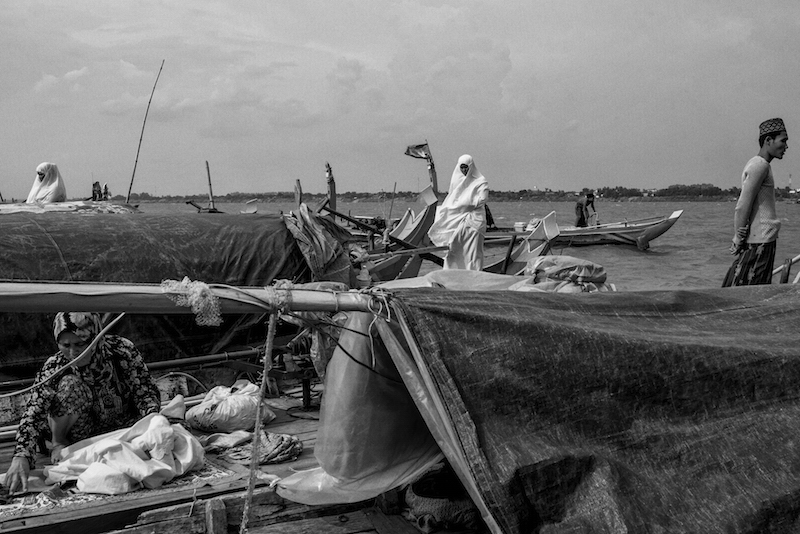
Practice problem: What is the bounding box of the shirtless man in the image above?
[722,118,788,287]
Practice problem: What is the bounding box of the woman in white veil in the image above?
[427,154,489,270]
[26,162,67,204]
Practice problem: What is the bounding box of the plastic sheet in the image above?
[44,413,204,494]
[185,379,276,433]
[277,312,442,504]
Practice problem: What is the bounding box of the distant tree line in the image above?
[116,183,797,203]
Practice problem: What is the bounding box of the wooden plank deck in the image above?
[0,386,474,534]
[0,388,411,534]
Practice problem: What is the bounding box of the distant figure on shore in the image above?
[91,181,102,201]
[102,183,111,201]
[26,162,67,204]
[575,192,596,227]
[428,154,489,270]
[722,118,788,287]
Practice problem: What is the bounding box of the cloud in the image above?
[33,74,60,93]
[119,60,151,80]
[64,67,88,81]
[33,67,88,95]
[101,91,142,115]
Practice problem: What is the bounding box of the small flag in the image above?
[404,143,430,159]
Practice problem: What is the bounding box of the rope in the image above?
[0,312,127,399]
[240,312,278,534]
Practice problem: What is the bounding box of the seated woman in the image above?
[26,162,67,203]
[4,312,161,494]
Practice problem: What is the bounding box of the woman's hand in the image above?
[50,444,65,464]
[5,456,30,495]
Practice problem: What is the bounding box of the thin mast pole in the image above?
[126,60,165,203]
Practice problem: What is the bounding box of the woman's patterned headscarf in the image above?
[53,312,103,344]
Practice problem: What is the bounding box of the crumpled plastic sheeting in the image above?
[389,283,800,534]
[283,203,354,286]
[185,379,276,433]
[44,414,204,495]
[514,255,615,293]
[379,262,614,293]
[277,312,443,505]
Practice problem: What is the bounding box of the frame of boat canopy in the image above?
[0,280,412,534]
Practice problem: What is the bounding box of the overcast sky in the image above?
[1,1,798,200]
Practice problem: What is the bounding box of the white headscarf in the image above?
[26,162,67,204]
[427,154,489,247]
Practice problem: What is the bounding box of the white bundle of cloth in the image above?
[44,412,204,495]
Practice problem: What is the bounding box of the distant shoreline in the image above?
[124,195,745,204]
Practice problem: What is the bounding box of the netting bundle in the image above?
[160,277,222,327]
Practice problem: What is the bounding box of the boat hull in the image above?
[552,209,683,250]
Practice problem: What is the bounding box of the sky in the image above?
[1,1,799,200]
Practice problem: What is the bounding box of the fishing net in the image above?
[161,277,222,327]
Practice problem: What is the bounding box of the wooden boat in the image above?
[551,209,683,250]
[483,210,559,275]
[0,282,470,534]
[5,280,799,533]
[316,162,443,282]
[325,187,441,283]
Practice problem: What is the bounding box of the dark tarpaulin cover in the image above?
[392,284,800,534]
[0,212,310,373]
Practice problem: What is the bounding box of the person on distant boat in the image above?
[91,181,102,201]
[428,154,489,270]
[574,192,596,227]
[4,312,161,494]
[722,118,788,287]
[25,162,67,203]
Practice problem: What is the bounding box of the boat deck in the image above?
[0,389,432,534]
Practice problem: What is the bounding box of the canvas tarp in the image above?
[392,282,800,533]
[282,271,800,534]
[0,211,352,375]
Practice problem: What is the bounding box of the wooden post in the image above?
[387,181,397,224]
[780,258,793,283]
[205,161,216,212]
[425,139,439,195]
[294,179,303,207]
[501,236,518,274]
[205,498,227,534]
[325,162,337,213]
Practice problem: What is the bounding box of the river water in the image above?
[141,199,800,292]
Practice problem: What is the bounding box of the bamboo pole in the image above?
[772,253,800,279]
[240,313,277,534]
[126,60,165,204]
[364,245,449,261]
[0,281,378,314]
